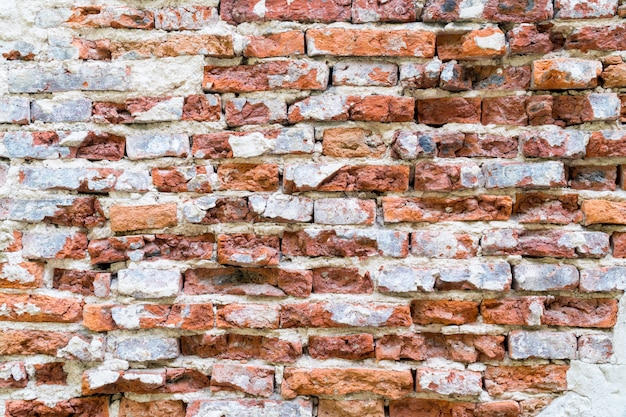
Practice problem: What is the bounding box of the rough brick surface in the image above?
[3,0,626,415]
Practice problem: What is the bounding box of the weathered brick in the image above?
[376,333,505,362]
[482,161,566,188]
[543,297,618,328]
[514,192,582,224]
[333,62,398,86]
[508,24,556,54]
[31,98,91,123]
[53,269,110,297]
[22,231,87,260]
[352,0,416,22]
[155,6,217,30]
[283,229,408,258]
[88,234,213,264]
[513,263,579,291]
[570,166,616,191]
[284,164,409,193]
[126,133,189,160]
[111,35,233,59]
[217,163,279,191]
[203,61,328,92]
[19,167,148,193]
[391,130,438,159]
[399,61,441,88]
[119,399,185,417]
[194,128,313,158]
[383,195,512,223]
[438,133,518,158]
[124,97,184,122]
[182,94,221,121]
[578,334,613,363]
[0,293,82,323]
[437,27,507,60]
[307,28,435,57]
[288,95,414,123]
[526,95,556,125]
[417,97,481,125]
[1,197,105,228]
[572,23,626,52]
[411,300,479,325]
[482,229,609,258]
[152,166,212,193]
[0,362,27,388]
[411,231,478,259]
[0,262,44,289]
[184,267,312,298]
[34,362,66,385]
[414,161,483,191]
[318,400,384,417]
[114,337,179,361]
[66,6,154,28]
[181,333,302,363]
[482,96,528,126]
[0,330,101,358]
[481,297,545,325]
[389,399,520,417]
[556,0,617,18]
[472,65,532,90]
[220,0,351,24]
[117,268,181,298]
[216,304,279,329]
[309,334,375,360]
[83,303,214,332]
[83,368,209,394]
[484,365,568,396]
[217,234,279,267]
[323,127,385,158]
[9,63,130,93]
[211,363,274,397]
[439,61,472,92]
[187,400,311,417]
[521,129,588,159]
[416,368,483,396]
[282,368,413,399]
[613,232,626,258]
[580,266,626,292]
[225,97,287,126]
[0,97,29,124]
[582,199,626,225]
[601,61,626,88]
[532,58,602,89]
[508,330,577,359]
[312,267,373,294]
[109,204,178,232]
[281,302,412,327]
[552,94,621,125]
[5,397,109,417]
[314,198,376,225]
[587,130,626,157]
[244,31,305,57]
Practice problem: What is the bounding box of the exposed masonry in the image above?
[1,0,626,416]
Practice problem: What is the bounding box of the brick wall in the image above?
[1,0,625,416]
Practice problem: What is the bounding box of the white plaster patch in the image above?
[474,32,505,51]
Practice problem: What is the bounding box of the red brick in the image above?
[66,6,154,29]
[217,163,279,191]
[411,231,478,259]
[482,0,554,22]
[83,368,210,394]
[312,267,373,293]
[244,31,304,57]
[220,0,351,24]
[513,192,582,224]
[181,333,302,363]
[217,234,279,267]
[182,94,221,121]
[414,162,482,191]
[216,304,280,329]
[203,61,327,92]
[109,203,178,232]
[0,262,44,289]
[471,65,532,90]
[281,302,412,328]
[565,24,626,52]
[184,267,312,297]
[481,297,545,325]
[613,232,626,258]
[34,362,67,385]
[383,196,512,222]
[282,229,408,258]
[307,28,435,57]
[152,166,212,193]
[587,131,626,157]
[211,363,274,396]
[543,297,618,328]
[526,95,556,125]
[532,58,602,89]
[484,365,568,396]
[411,300,479,325]
[438,133,518,158]
[0,330,89,356]
[309,334,375,360]
[72,38,112,60]
[437,28,506,61]
[282,368,413,399]
[582,200,626,225]
[5,397,109,417]
[110,34,233,59]
[224,98,287,126]
[119,399,185,417]
[0,293,82,323]
[601,61,626,88]
[348,96,415,122]
[75,132,125,160]
[322,127,385,158]
[318,400,384,417]
[482,96,528,126]
[508,24,556,54]
[417,97,481,125]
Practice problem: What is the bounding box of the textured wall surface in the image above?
[1,0,626,416]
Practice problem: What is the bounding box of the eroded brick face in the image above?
[2,1,625,416]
